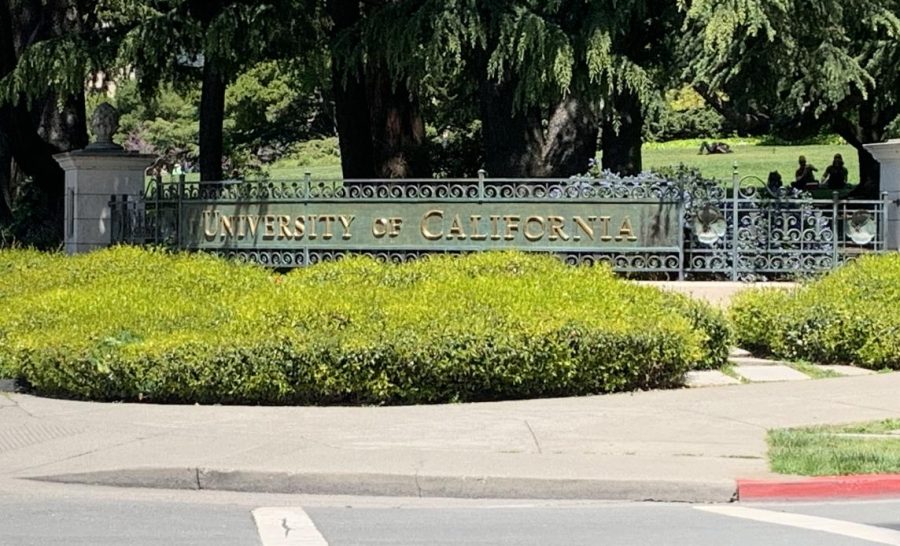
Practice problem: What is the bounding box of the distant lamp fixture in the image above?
[846,210,876,245]
[694,204,727,245]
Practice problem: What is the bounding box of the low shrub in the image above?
[730,254,900,369]
[0,247,730,404]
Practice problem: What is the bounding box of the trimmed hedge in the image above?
[0,247,730,404]
[730,254,900,369]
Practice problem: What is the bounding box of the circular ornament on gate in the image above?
[694,204,727,245]
[846,210,876,245]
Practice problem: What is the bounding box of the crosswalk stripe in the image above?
[695,505,900,545]
[252,507,329,546]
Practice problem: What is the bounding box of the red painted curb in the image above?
[738,474,900,501]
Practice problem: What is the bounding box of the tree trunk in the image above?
[366,64,429,178]
[37,91,88,152]
[328,0,375,179]
[601,90,643,175]
[199,58,226,181]
[834,103,885,199]
[0,124,11,223]
[479,77,545,177]
[0,0,86,243]
[539,95,598,177]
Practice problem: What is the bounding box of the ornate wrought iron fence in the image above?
[683,171,887,280]
[110,171,887,279]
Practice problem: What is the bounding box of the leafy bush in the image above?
[730,254,900,369]
[0,248,729,404]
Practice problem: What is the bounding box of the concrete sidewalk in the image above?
[2,373,900,503]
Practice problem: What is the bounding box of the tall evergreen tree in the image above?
[0,0,92,242]
[681,0,900,193]
[355,0,675,177]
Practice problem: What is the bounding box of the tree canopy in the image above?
[1,0,898,245]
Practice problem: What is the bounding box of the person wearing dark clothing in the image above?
[792,155,817,190]
[822,154,848,190]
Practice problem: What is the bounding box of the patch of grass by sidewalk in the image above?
[769,419,900,476]
[785,361,842,380]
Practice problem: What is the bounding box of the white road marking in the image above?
[695,505,900,545]
[252,507,329,546]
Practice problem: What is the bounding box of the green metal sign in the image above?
[181,201,681,253]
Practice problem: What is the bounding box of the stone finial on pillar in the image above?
[863,139,900,251]
[85,102,124,151]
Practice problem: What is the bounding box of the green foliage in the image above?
[352,0,673,112]
[768,420,900,476]
[730,254,900,369]
[645,87,728,142]
[281,138,342,169]
[0,178,65,250]
[0,248,729,404]
[225,59,333,162]
[426,122,485,178]
[680,0,900,145]
[115,79,200,161]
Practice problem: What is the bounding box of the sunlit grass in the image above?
[769,419,900,476]
[262,139,860,186]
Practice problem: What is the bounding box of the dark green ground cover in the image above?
[0,248,729,405]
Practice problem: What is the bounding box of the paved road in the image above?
[2,479,900,546]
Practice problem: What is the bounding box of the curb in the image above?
[0,378,26,393]
[25,468,738,503]
[738,475,900,501]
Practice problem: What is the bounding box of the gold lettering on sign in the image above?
[203,211,219,239]
[221,216,235,238]
[389,217,403,237]
[247,215,261,237]
[373,217,389,238]
[616,216,638,242]
[447,214,466,240]
[278,216,292,238]
[320,215,336,240]
[263,215,277,238]
[469,215,487,240]
[523,216,545,242]
[598,216,612,241]
[573,216,595,242]
[338,215,355,240]
[294,217,306,238]
[373,217,402,238]
[489,215,502,240]
[503,215,520,240]
[421,210,443,240]
[547,216,569,241]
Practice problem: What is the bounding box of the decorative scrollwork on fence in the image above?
[116,174,886,280]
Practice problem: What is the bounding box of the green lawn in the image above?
[643,142,858,186]
[768,419,900,476]
[159,139,859,185]
[262,140,859,185]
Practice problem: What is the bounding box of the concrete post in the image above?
[53,102,156,254]
[864,139,900,251]
[53,151,156,254]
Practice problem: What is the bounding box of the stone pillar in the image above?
[54,152,156,253]
[53,102,156,254]
[864,139,900,251]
